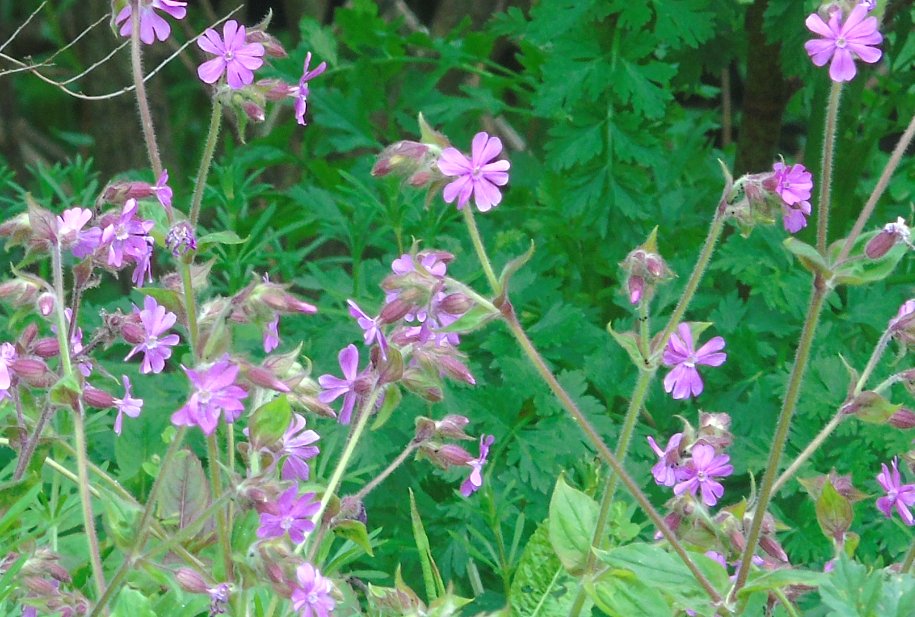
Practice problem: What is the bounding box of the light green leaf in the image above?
[548,473,599,575]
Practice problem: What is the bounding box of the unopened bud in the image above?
[337,495,367,525]
[438,355,476,385]
[83,386,115,408]
[889,408,915,429]
[32,338,60,358]
[866,229,898,259]
[257,78,294,101]
[628,275,643,305]
[246,365,291,392]
[436,414,471,440]
[12,358,53,387]
[415,417,436,442]
[175,568,210,594]
[372,141,432,178]
[120,320,146,345]
[0,278,41,306]
[438,293,472,315]
[246,30,287,58]
[37,293,55,317]
[166,221,197,256]
[0,212,32,247]
[377,347,404,384]
[759,536,788,563]
[242,101,266,123]
[100,181,155,206]
[380,297,414,324]
[425,443,474,468]
[19,323,38,348]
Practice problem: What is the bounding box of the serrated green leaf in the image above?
[509,521,584,617]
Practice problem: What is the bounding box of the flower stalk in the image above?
[816,82,843,256]
[129,0,163,180]
[190,99,223,227]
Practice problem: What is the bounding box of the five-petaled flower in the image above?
[293,52,327,126]
[771,162,814,233]
[876,458,915,526]
[662,323,727,400]
[55,207,102,258]
[263,314,280,353]
[437,132,511,212]
[115,0,187,45]
[256,486,320,544]
[113,376,143,435]
[674,443,733,507]
[804,4,882,82]
[317,344,362,424]
[291,563,336,617]
[281,413,321,481]
[647,433,685,487]
[461,434,495,497]
[125,295,180,374]
[171,356,248,435]
[197,20,265,89]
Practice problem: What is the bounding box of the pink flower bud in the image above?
[32,338,60,358]
[175,568,210,594]
[242,101,266,123]
[371,141,432,178]
[83,386,116,409]
[436,414,471,440]
[245,30,287,58]
[866,229,897,259]
[20,323,38,348]
[438,293,473,315]
[12,358,54,387]
[427,443,474,468]
[414,417,437,442]
[380,297,414,324]
[256,78,294,101]
[101,181,155,205]
[0,278,40,306]
[628,275,643,305]
[120,321,146,345]
[889,408,915,429]
[245,365,291,392]
[37,293,55,317]
[438,355,476,385]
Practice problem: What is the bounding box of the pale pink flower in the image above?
[113,376,143,435]
[317,344,362,424]
[125,295,180,374]
[115,0,187,45]
[805,4,882,82]
[171,356,248,435]
[437,132,510,212]
[461,435,494,497]
[293,52,327,126]
[674,444,733,507]
[197,20,265,89]
[291,563,336,617]
[876,458,915,526]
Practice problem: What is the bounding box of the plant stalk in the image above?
[352,441,420,502]
[902,539,915,574]
[816,82,843,256]
[207,432,233,581]
[190,99,223,227]
[462,207,501,294]
[129,1,163,179]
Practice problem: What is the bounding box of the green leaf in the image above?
[509,521,585,617]
[548,473,599,575]
[783,237,831,277]
[197,230,249,249]
[138,288,184,319]
[586,570,673,617]
[371,384,401,430]
[248,394,293,447]
[104,496,143,550]
[409,489,445,602]
[818,555,882,616]
[49,372,81,405]
[499,240,536,297]
[156,449,210,534]
[333,519,374,556]
[111,588,156,617]
[606,321,645,369]
[815,478,853,541]
[737,568,826,597]
[437,304,500,335]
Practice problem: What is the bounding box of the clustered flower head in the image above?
[115,0,187,45]
[437,131,511,212]
[662,323,727,400]
[805,3,883,82]
[197,20,266,89]
[721,161,815,236]
[621,228,672,306]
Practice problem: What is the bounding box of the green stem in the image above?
[462,207,501,294]
[129,0,163,181]
[141,491,234,561]
[180,260,200,357]
[902,539,915,573]
[190,99,223,227]
[816,82,843,256]
[88,560,131,617]
[731,281,828,597]
[207,433,233,581]
[351,441,419,503]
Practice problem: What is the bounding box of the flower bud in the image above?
[120,320,146,345]
[627,275,643,305]
[337,495,367,525]
[889,408,915,429]
[0,278,41,306]
[19,323,38,348]
[436,414,471,440]
[759,535,788,563]
[242,101,266,123]
[621,229,673,306]
[0,212,32,248]
[32,337,60,358]
[100,181,155,206]
[83,386,116,409]
[256,78,294,101]
[245,30,287,57]
[37,293,55,317]
[437,354,476,385]
[414,417,437,442]
[372,141,433,178]
[166,221,197,256]
[380,297,415,324]
[245,365,292,393]
[175,568,210,594]
[866,218,911,259]
[11,358,54,388]
[422,443,474,468]
[438,293,473,315]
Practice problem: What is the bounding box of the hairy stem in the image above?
[902,539,915,574]
[13,401,54,481]
[190,100,223,227]
[731,280,828,597]
[462,207,501,294]
[207,432,233,581]
[816,82,843,256]
[352,441,420,502]
[129,1,163,179]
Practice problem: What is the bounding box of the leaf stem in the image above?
[190,99,223,228]
[902,538,915,573]
[816,82,843,256]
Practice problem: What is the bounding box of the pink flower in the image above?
[662,324,727,400]
[281,413,320,481]
[293,52,327,126]
[0,342,17,395]
[125,295,180,374]
[772,162,814,233]
[197,20,265,89]
[804,4,882,82]
[782,200,812,234]
[115,0,187,45]
[291,563,336,617]
[461,434,494,497]
[171,356,248,435]
[317,344,362,424]
[347,300,388,359]
[263,314,280,353]
[437,132,511,212]
[113,376,143,435]
[647,433,685,487]
[55,208,102,257]
[153,169,173,214]
[101,199,154,269]
[256,486,320,544]
[674,444,733,506]
[876,458,915,525]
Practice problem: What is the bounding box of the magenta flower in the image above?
[101,199,154,268]
[347,300,388,359]
[197,20,265,89]
[152,169,173,214]
[674,444,733,507]
[804,4,882,82]
[125,295,180,374]
[281,413,320,481]
[662,323,727,400]
[263,314,280,353]
[291,563,336,617]
[0,342,17,396]
[772,162,814,233]
[115,0,187,45]
[113,376,143,436]
[647,433,685,487]
[256,486,320,544]
[437,132,511,212]
[876,458,915,526]
[171,356,248,435]
[55,208,102,258]
[461,434,495,497]
[317,344,362,424]
[293,52,327,126]
[782,200,812,234]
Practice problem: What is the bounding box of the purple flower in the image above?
[101,199,154,268]
[256,486,320,544]
[171,356,248,435]
[263,314,280,353]
[437,132,511,212]
[0,342,16,391]
[115,0,187,45]
[662,323,727,400]
[153,169,173,214]
[197,20,265,89]
[674,444,733,507]
[125,295,180,374]
[859,0,877,11]
[291,563,336,617]
[166,221,197,256]
[647,432,685,487]
[55,207,102,257]
[347,300,388,359]
[772,162,813,206]
[293,52,327,126]
[317,344,362,424]
[782,200,812,234]
[805,4,882,82]
[113,376,143,435]
[281,413,320,481]
[461,434,494,497]
[208,583,231,616]
[876,458,915,526]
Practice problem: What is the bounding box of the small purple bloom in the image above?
[113,376,143,435]
[317,344,361,424]
[153,169,173,214]
[125,295,180,374]
[55,207,102,257]
[101,199,154,268]
[347,300,388,359]
[674,444,733,507]
[876,458,915,526]
[281,413,320,481]
[391,254,415,275]
[782,200,812,234]
[291,563,336,617]
[264,314,280,353]
[256,486,320,544]
[208,582,231,616]
[662,323,727,400]
[115,0,187,45]
[171,356,248,435]
[647,432,685,487]
[437,131,511,212]
[461,434,494,497]
[197,20,265,89]
[293,52,327,126]
[166,221,197,256]
[772,162,812,206]
[805,4,883,82]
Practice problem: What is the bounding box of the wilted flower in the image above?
[208,582,231,615]
[171,356,248,435]
[291,563,336,617]
[662,324,727,400]
[461,434,494,497]
[281,413,320,481]
[124,295,180,374]
[876,458,915,525]
[674,444,733,507]
[293,51,327,126]
[115,0,187,45]
[197,20,265,89]
[113,376,143,435]
[805,4,882,82]
[437,132,510,212]
[866,217,911,259]
[152,169,173,214]
[256,486,320,543]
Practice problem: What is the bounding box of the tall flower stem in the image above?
[731,280,828,597]
[816,82,843,256]
[190,99,223,227]
[462,207,501,294]
[129,1,163,180]
[51,244,107,605]
[207,432,233,581]
[902,539,915,573]
[352,441,420,502]
[771,325,894,495]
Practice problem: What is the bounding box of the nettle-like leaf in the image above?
[509,521,584,617]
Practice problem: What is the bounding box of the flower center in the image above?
[887,488,898,501]
[696,470,707,482]
[307,592,319,604]
[281,515,295,530]
[835,37,847,49]
[224,51,235,61]
[684,354,697,368]
[197,389,213,405]
[472,165,482,178]
[146,336,159,349]
[115,223,129,241]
